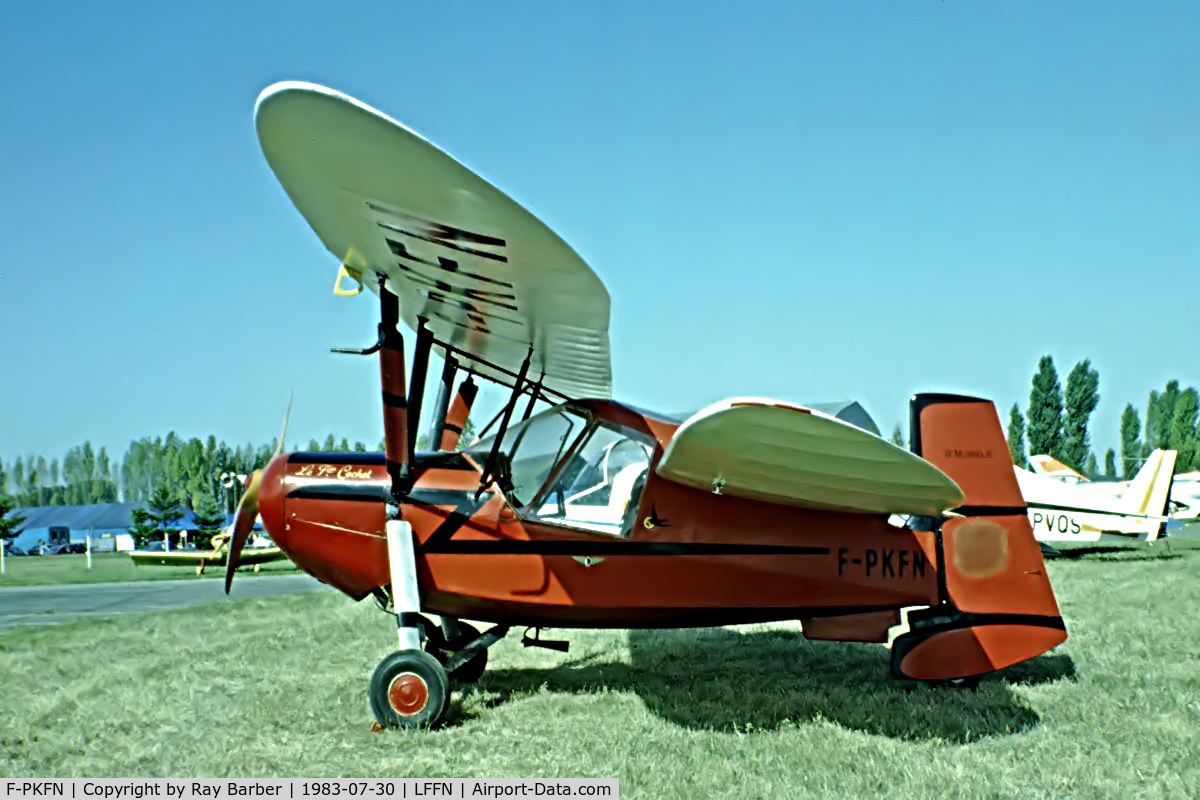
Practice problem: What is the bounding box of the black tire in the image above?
[368,649,450,729]
[428,622,488,683]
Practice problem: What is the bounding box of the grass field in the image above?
[0,552,298,587]
[1,539,1198,797]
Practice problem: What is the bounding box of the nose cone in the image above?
[257,453,290,553]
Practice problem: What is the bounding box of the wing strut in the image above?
[375,276,412,498]
[406,320,434,460]
[477,348,532,498]
[430,354,458,448]
[522,376,544,421]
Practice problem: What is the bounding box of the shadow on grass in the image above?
[999,653,1076,686]
[462,628,1075,742]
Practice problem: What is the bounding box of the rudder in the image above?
[891,393,1067,682]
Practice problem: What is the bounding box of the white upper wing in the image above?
[255,81,612,399]
[656,398,965,516]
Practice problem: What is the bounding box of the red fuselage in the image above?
[257,400,939,638]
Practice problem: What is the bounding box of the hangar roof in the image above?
[2,503,238,533]
[6,502,143,532]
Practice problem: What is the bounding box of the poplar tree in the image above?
[1104,448,1117,478]
[1027,356,1064,458]
[1145,381,1180,450]
[889,424,904,448]
[1170,387,1199,471]
[1119,404,1142,479]
[1006,404,1026,467]
[25,463,40,505]
[1085,452,1098,477]
[1062,359,1100,471]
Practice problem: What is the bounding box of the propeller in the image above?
[225,395,292,594]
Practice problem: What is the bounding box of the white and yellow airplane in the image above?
[1016,450,1177,545]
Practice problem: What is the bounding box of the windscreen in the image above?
[469,404,589,507]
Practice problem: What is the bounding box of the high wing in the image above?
[656,399,964,516]
[1028,454,1089,483]
[255,81,612,399]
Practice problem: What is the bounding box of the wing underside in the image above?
[255,81,612,399]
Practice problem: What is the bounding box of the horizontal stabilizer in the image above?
[655,398,964,515]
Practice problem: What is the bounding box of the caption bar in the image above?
[1,782,617,800]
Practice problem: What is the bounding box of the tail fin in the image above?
[891,394,1067,682]
[1121,450,1177,541]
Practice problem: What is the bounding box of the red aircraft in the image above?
[225,82,1067,729]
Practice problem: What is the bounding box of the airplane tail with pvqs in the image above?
[890,394,1066,683]
[1017,449,1177,544]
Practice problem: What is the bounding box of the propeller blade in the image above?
[275,392,293,458]
[225,395,292,594]
[223,470,262,594]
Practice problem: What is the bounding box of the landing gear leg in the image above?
[386,517,423,652]
[432,618,487,682]
[369,517,450,729]
[437,621,509,684]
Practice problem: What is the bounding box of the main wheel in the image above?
[369,649,450,729]
[440,622,488,684]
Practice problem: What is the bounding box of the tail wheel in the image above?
[369,649,449,729]
[439,622,488,683]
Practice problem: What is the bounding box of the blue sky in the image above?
[1,2,1197,468]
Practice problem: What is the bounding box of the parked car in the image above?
[43,543,86,555]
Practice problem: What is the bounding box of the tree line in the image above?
[0,418,478,548]
[1005,356,1199,478]
[0,434,377,515]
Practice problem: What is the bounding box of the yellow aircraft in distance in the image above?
[129,529,286,575]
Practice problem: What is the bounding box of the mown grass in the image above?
[1,539,1198,797]
[0,552,298,587]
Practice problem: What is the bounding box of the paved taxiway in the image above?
[0,574,327,628]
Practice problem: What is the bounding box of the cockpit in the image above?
[468,403,656,537]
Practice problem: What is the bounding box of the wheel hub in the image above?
[387,671,429,716]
